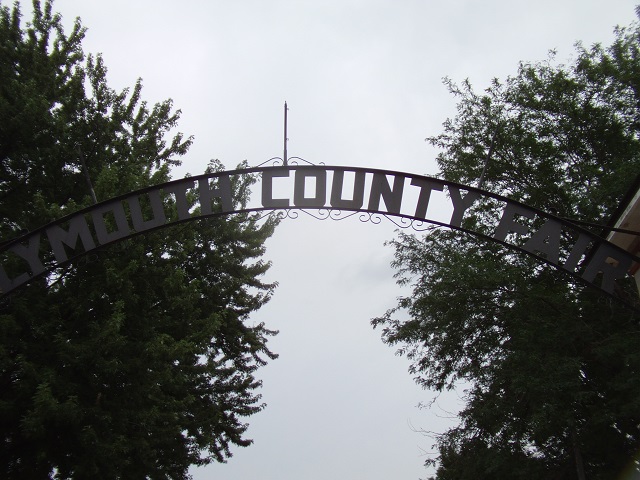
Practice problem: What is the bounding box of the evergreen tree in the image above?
[0,1,278,478]
[373,12,640,480]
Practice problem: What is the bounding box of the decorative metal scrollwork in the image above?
[358,212,382,225]
[380,215,442,232]
[254,156,323,168]
[254,157,285,168]
[264,208,442,233]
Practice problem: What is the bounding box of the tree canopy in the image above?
[1,1,279,478]
[373,11,640,480]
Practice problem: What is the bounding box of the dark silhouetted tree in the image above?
[0,1,279,478]
[374,11,640,480]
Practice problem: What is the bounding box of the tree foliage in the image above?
[1,1,278,478]
[374,12,640,480]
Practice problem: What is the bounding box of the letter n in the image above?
[368,173,405,214]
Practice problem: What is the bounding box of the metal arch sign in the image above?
[1,165,638,305]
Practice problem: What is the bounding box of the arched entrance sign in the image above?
[1,165,638,305]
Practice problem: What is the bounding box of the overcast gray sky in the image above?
[41,1,640,478]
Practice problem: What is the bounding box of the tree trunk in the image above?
[572,429,586,480]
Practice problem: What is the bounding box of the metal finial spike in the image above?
[283,101,288,166]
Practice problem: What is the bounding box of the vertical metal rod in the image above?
[283,101,288,166]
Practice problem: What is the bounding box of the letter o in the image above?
[293,168,327,207]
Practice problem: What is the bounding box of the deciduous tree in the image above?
[374,12,640,480]
[0,1,278,478]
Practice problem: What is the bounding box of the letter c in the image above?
[262,169,290,208]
